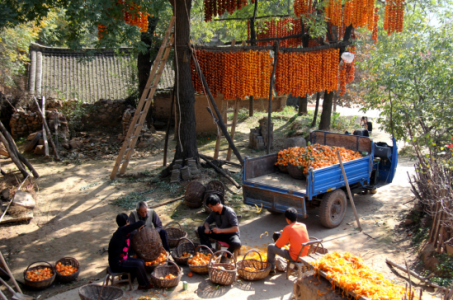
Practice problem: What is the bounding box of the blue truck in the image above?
[242,131,398,228]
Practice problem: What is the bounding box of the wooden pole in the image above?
[226,100,239,161]
[0,252,22,294]
[163,85,176,166]
[33,97,60,160]
[267,41,279,154]
[199,153,240,188]
[336,150,362,231]
[0,174,29,224]
[190,46,244,166]
[0,133,28,178]
[41,96,49,157]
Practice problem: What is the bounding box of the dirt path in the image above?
[0,107,438,299]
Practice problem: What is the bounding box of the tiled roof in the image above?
[28,43,174,103]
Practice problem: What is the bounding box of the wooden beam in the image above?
[267,41,279,154]
[199,154,240,188]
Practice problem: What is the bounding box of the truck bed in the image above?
[247,172,307,194]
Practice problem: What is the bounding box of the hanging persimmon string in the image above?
[384,0,405,35]
[204,0,248,22]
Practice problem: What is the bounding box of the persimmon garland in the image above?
[275,48,340,98]
[249,18,303,48]
[204,0,248,22]
[294,0,314,18]
[191,49,272,100]
[384,0,405,35]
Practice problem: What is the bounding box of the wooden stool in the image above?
[105,267,133,291]
[215,240,241,261]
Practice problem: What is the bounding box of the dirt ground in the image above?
[0,107,441,300]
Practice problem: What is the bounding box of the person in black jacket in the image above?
[108,213,153,290]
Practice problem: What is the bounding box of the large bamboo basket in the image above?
[188,245,214,274]
[23,261,56,290]
[208,250,237,286]
[78,277,124,300]
[164,221,188,249]
[203,180,225,214]
[184,181,205,208]
[55,257,80,283]
[150,261,182,288]
[237,249,271,281]
[131,227,164,261]
[171,238,199,265]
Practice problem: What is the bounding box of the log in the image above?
[386,258,446,291]
[0,133,28,178]
[0,121,39,178]
[148,196,184,209]
[42,96,49,157]
[33,97,60,160]
[199,154,241,188]
[200,154,242,168]
[190,45,243,166]
[267,41,279,154]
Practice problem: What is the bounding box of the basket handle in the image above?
[55,257,78,266]
[97,275,109,300]
[175,238,195,256]
[164,221,182,230]
[25,261,54,273]
[242,249,263,264]
[156,260,181,273]
[194,245,214,257]
[212,250,237,268]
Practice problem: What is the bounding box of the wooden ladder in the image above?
[213,99,240,161]
[110,16,175,180]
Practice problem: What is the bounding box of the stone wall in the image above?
[9,98,129,138]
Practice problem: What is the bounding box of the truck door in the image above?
[375,137,398,185]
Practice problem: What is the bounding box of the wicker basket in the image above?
[188,245,214,274]
[184,181,206,209]
[150,260,182,288]
[55,257,80,283]
[23,261,56,290]
[208,250,237,286]
[144,253,168,273]
[287,163,305,180]
[278,164,288,173]
[237,250,272,281]
[131,227,164,262]
[78,284,124,300]
[206,180,225,198]
[164,221,188,249]
[171,238,199,265]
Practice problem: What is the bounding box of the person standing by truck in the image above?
[267,207,310,273]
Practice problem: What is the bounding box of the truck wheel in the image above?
[319,190,348,228]
[267,209,282,215]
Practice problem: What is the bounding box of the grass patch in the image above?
[430,253,453,287]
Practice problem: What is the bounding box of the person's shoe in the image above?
[269,269,276,275]
[138,283,154,290]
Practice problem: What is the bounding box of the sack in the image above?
[275,256,287,272]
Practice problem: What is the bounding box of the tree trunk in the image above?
[310,92,320,127]
[298,95,308,115]
[138,16,159,129]
[319,90,334,130]
[170,0,199,165]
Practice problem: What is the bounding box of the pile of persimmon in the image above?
[56,262,78,276]
[188,252,212,266]
[311,252,418,300]
[275,144,362,173]
[146,252,168,266]
[26,268,53,281]
[275,48,340,97]
[160,273,177,280]
[178,252,191,259]
[191,49,272,100]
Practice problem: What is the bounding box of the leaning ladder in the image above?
[110,16,175,180]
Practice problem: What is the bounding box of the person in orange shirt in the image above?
[267,207,310,273]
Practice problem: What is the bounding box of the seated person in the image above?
[267,207,310,273]
[197,194,241,262]
[129,201,170,252]
[108,213,153,289]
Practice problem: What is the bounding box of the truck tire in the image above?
[319,190,348,228]
[267,209,282,215]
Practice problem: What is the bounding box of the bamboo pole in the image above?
[267,41,279,154]
[337,150,362,231]
[33,97,60,160]
[42,96,49,157]
[199,153,240,188]
[0,252,22,294]
[0,133,29,178]
[163,85,176,167]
